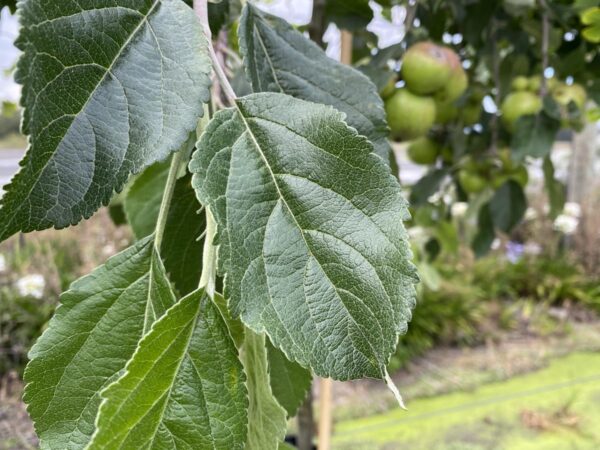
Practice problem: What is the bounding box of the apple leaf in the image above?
[243,330,287,450]
[267,341,312,417]
[239,4,392,163]
[23,237,175,450]
[190,93,417,380]
[489,180,527,233]
[0,0,211,242]
[89,290,248,450]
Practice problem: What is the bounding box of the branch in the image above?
[194,0,237,103]
[309,0,327,48]
[539,0,550,96]
[490,20,501,154]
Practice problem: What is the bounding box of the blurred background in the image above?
[1,1,600,449]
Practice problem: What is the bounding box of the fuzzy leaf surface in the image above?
[239,4,391,162]
[0,0,211,242]
[23,237,175,450]
[190,93,417,380]
[89,290,248,450]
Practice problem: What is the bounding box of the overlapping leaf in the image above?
[267,341,312,417]
[243,331,287,450]
[239,4,392,162]
[0,0,211,242]
[23,237,175,450]
[89,290,248,450]
[190,93,418,380]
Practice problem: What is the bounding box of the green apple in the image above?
[458,170,487,194]
[510,165,529,186]
[553,83,587,109]
[500,91,542,131]
[401,42,452,95]
[385,88,437,140]
[511,76,529,91]
[435,47,468,102]
[407,137,440,164]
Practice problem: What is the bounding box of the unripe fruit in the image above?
[511,76,529,91]
[435,48,468,103]
[461,102,482,125]
[401,42,452,95]
[407,137,440,165]
[553,83,587,109]
[500,91,542,131]
[458,170,487,194]
[385,88,437,140]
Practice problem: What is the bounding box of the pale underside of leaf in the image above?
[88,290,248,450]
[190,92,418,380]
[23,236,175,450]
[239,3,392,162]
[0,0,211,242]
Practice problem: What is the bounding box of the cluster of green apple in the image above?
[457,149,529,194]
[383,41,473,141]
[501,75,587,131]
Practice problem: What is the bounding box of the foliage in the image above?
[1,1,419,448]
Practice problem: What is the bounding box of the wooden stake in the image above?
[317,378,333,450]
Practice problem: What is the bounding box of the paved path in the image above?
[0,148,24,189]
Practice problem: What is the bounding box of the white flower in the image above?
[524,207,538,221]
[563,202,581,218]
[491,238,502,250]
[0,254,6,272]
[451,202,469,218]
[15,274,45,299]
[553,214,579,235]
[428,191,442,203]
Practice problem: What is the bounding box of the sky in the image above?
[0,1,406,105]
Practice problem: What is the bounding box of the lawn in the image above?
[333,352,600,449]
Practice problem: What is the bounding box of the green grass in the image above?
[332,352,600,449]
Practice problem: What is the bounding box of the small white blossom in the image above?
[102,244,116,256]
[553,214,579,235]
[563,202,581,218]
[428,191,443,203]
[491,238,501,250]
[451,202,469,218]
[408,226,427,242]
[524,207,538,221]
[16,274,45,299]
[0,254,6,272]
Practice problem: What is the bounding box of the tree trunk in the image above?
[297,390,315,450]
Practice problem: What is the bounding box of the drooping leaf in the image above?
[324,0,373,31]
[125,160,171,239]
[23,237,175,450]
[0,0,211,242]
[89,290,248,450]
[472,203,495,258]
[190,93,418,380]
[243,330,287,450]
[542,156,566,220]
[267,340,312,417]
[161,174,206,296]
[511,111,560,161]
[239,4,392,163]
[489,180,527,233]
[409,169,449,206]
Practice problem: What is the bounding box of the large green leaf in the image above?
[511,111,560,161]
[239,4,392,163]
[542,156,566,220]
[0,0,211,242]
[23,237,175,450]
[489,181,527,233]
[190,93,418,380]
[267,341,312,417]
[243,331,287,450]
[89,290,248,450]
